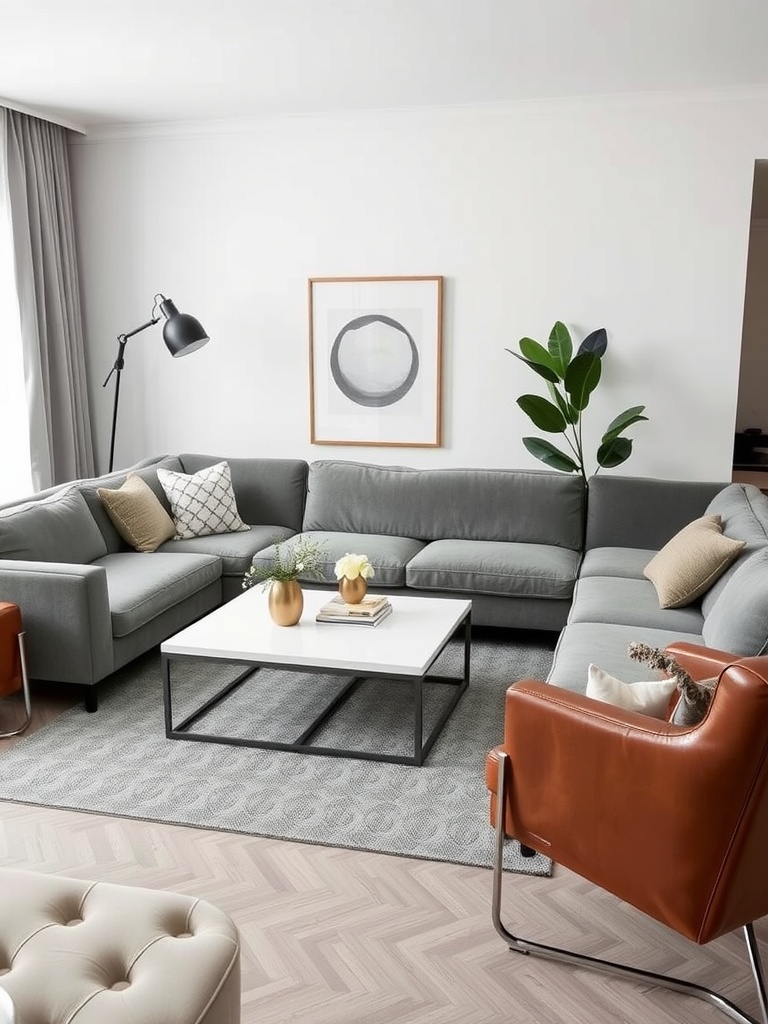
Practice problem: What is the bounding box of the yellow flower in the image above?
[334,553,375,581]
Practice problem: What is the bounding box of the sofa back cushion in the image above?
[302,461,585,549]
[584,474,726,551]
[702,547,768,655]
[0,487,108,563]
[701,483,768,617]
[175,455,308,532]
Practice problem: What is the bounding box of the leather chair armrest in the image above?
[663,641,739,679]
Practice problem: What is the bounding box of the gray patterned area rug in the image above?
[0,633,555,875]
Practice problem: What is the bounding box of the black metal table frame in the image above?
[162,610,471,767]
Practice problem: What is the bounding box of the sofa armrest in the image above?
[0,561,113,684]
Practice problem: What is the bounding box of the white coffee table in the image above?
[161,588,472,766]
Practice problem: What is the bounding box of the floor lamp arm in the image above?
[102,317,158,473]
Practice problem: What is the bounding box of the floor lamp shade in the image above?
[158,297,210,356]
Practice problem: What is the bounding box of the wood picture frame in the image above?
[308,275,443,447]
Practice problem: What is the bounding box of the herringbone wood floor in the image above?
[0,688,763,1023]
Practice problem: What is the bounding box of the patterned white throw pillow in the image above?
[157,461,250,539]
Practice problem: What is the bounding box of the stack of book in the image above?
[316,594,392,626]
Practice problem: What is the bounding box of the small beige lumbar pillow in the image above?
[98,474,176,552]
[587,664,678,719]
[643,514,745,609]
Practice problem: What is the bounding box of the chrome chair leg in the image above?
[492,750,768,1024]
[0,631,32,739]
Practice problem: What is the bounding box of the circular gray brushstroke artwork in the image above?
[330,313,419,407]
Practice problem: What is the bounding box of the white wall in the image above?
[69,89,768,480]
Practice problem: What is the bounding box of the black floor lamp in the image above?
[102,293,209,472]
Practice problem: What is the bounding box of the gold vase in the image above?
[339,575,367,604]
[268,580,303,626]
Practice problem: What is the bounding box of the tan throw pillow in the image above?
[643,515,745,609]
[98,474,176,552]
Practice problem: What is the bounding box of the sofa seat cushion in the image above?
[94,552,222,637]
[158,525,296,576]
[569,576,705,633]
[547,621,703,693]
[406,539,580,600]
[251,532,425,588]
[579,547,657,580]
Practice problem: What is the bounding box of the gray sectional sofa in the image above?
[1,451,765,711]
[0,454,583,708]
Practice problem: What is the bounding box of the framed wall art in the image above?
[308,275,443,447]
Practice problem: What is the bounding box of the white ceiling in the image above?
[2,0,768,131]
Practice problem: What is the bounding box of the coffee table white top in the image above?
[161,589,471,676]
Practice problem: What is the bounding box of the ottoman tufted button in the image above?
[176,932,193,939]
[64,919,82,927]
[110,981,130,991]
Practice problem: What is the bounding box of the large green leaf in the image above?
[601,405,648,443]
[518,337,561,374]
[576,327,607,358]
[597,436,633,468]
[564,352,602,411]
[517,395,567,433]
[547,321,573,376]
[506,350,560,384]
[523,437,580,473]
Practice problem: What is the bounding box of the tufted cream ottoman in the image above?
[0,869,240,1023]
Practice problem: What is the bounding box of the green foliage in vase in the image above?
[508,321,648,484]
[242,538,329,590]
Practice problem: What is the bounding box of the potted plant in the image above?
[242,538,328,625]
[334,553,375,604]
[508,321,648,488]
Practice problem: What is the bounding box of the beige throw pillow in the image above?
[643,515,745,609]
[98,474,176,552]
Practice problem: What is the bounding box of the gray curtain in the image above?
[2,107,95,489]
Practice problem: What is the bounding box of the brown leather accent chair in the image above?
[0,601,31,738]
[486,642,768,1024]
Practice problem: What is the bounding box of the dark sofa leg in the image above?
[83,687,98,713]
[520,844,537,858]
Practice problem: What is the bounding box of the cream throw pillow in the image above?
[587,664,678,719]
[98,474,176,552]
[157,460,250,540]
[643,515,745,609]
